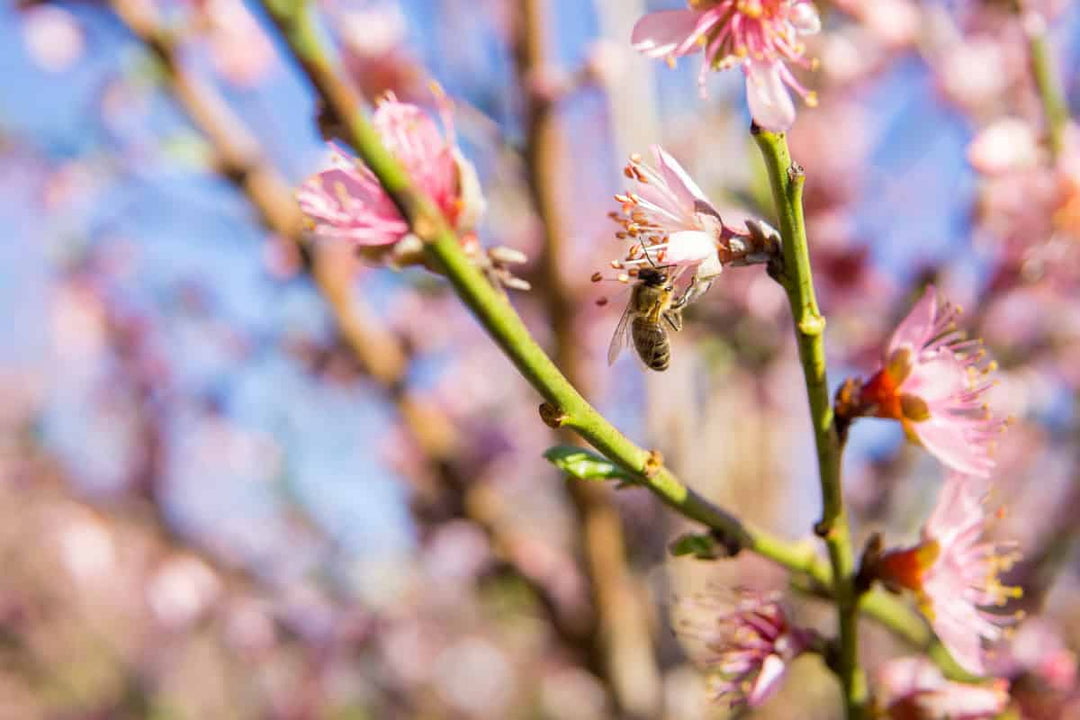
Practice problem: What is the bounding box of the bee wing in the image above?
[607,302,635,366]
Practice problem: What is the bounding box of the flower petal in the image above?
[651,144,712,209]
[888,285,939,357]
[745,61,797,132]
[790,2,821,36]
[631,10,704,59]
[910,416,994,477]
[747,654,787,707]
[660,230,718,265]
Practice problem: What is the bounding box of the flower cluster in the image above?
[676,590,816,708]
[631,0,821,130]
[287,6,1031,715]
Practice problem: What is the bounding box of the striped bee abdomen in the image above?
[631,317,671,371]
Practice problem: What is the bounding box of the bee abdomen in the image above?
[631,318,671,371]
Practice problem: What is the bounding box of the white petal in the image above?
[662,230,717,265]
[745,62,797,132]
[747,654,787,707]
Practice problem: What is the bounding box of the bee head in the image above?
[637,267,668,286]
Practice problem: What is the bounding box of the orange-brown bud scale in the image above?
[875,541,940,595]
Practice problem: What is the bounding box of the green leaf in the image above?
[542,446,633,483]
[669,533,725,560]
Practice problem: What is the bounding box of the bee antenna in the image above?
[642,244,659,269]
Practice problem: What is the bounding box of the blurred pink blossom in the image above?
[20,5,84,73]
[855,286,1006,477]
[630,1,820,131]
[875,656,1009,719]
[990,617,1077,691]
[833,0,920,49]
[195,0,277,87]
[147,555,221,629]
[967,118,1041,176]
[936,36,1013,113]
[297,94,485,266]
[676,590,815,708]
[873,474,1020,675]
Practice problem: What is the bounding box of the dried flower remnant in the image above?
[297,92,486,268]
[867,474,1021,675]
[631,0,820,131]
[843,286,1007,477]
[875,656,1009,719]
[676,590,816,708]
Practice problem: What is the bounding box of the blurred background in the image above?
[2,0,1080,717]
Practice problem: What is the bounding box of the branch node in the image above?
[787,162,805,183]
[855,532,884,597]
[710,527,744,557]
[797,314,826,336]
[642,449,664,478]
[538,402,568,428]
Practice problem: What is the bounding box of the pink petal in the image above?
[888,286,938,357]
[911,416,994,477]
[651,144,712,210]
[930,603,988,675]
[902,351,967,402]
[745,62,797,132]
[747,654,787,706]
[631,10,704,59]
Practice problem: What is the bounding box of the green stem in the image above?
[257,0,929,664]
[1026,16,1069,161]
[752,128,866,719]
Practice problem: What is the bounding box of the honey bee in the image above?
[607,267,686,371]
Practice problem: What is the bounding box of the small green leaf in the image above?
[542,446,632,483]
[669,533,724,560]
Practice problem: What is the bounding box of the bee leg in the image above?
[672,279,693,310]
[677,277,713,309]
[663,310,683,332]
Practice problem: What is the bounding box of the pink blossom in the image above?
[875,656,1009,719]
[631,1,820,131]
[297,94,484,265]
[606,145,724,288]
[857,286,1007,477]
[676,590,815,708]
[874,474,1021,675]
